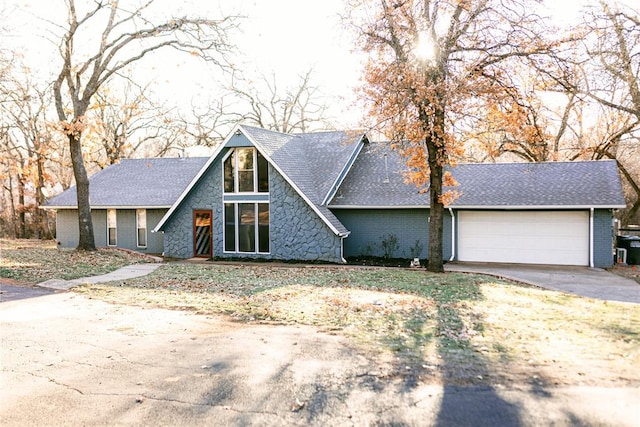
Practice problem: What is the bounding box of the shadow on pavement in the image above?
[0,283,58,302]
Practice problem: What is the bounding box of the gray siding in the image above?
[333,209,453,260]
[593,209,615,268]
[163,151,343,262]
[56,210,106,249]
[55,210,80,248]
[55,208,165,254]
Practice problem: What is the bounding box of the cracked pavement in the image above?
[1,291,639,426]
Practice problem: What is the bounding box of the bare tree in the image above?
[84,80,187,168]
[229,69,331,133]
[0,69,57,239]
[174,68,333,150]
[52,0,236,250]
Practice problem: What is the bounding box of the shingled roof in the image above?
[240,125,365,236]
[330,143,626,208]
[43,157,208,208]
[153,125,366,236]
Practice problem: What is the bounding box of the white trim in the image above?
[589,208,594,268]
[136,208,147,248]
[153,127,232,233]
[449,205,627,210]
[330,205,430,209]
[106,209,117,247]
[322,138,366,206]
[223,200,271,255]
[329,204,626,210]
[448,207,455,262]
[154,124,349,237]
[43,205,172,210]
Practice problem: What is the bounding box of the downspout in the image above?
[449,208,455,262]
[589,208,594,268]
[340,236,347,264]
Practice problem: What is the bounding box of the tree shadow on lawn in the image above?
[388,277,524,426]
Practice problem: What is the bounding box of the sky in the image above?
[1,0,629,132]
[2,0,365,128]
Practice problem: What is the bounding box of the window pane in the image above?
[237,148,254,192]
[258,204,269,253]
[238,203,255,252]
[257,151,269,192]
[224,151,235,193]
[238,171,254,192]
[136,209,147,228]
[108,228,116,246]
[137,228,147,247]
[237,148,254,171]
[107,209,116,227]
[224,203,236,252]
[107,209,116,246]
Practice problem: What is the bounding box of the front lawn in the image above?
[0,238,152,282]
[76,263,640,387]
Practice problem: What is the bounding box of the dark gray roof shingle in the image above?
[330,143,626,208]
[241,125,364,235]
[44,157,208,208]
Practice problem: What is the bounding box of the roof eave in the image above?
[450,204,628,209]
[322,133,367,206]
[329,204,627,210]
[42,205,173,210]
[152,130,236,233]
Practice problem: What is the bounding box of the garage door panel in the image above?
[458,211,589,266]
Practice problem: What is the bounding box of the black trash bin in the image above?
[617,235,640,265]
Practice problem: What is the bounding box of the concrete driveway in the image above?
[2,292,639,426]
[446,263,640,304]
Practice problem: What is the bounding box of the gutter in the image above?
[449,207,456,262]
[589,208,594,268]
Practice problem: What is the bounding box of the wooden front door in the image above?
[193,210,212,258]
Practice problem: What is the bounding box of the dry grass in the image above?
[0,238,152,282]
[76,262,640,387]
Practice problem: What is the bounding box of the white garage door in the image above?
[458,211,589,266]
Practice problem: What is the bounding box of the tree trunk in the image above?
[427,160,445,272]
[69,131,96,251]
[35,153,46,239]
[18,175,26,238]
[425,91,446,273]
[8,174,17,238]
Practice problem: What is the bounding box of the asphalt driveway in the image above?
[2,291,639,426]
[446,263,640,304]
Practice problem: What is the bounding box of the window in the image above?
[107,209,117,246]
[136,209,147,248]
[224,203,269,254]
[224,148,269,193]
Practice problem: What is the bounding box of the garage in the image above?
[457,210,590,266]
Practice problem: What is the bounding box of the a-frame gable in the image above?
[154,124,363,236]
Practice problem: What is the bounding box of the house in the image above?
[43,157,208,254]
[44,124,626,268]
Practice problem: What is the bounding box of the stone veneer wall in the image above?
[162,160,220,259]
[162,151,343,262]
[268,167,343,262]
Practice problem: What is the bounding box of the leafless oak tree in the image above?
[53,0,236,250]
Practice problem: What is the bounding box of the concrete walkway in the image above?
[446,262,640,304]
[37,263,162,290]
